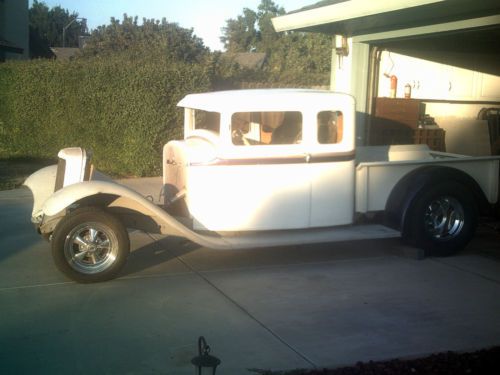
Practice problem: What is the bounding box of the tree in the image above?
[80,15,208,63]
[29,0,87,57]
[256,0,285,53]
[220,8,259,52]
[220,0,331,80]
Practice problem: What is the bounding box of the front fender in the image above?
[41,180,151,217]
[38,180,232,248]
[24,165,58,218]
[23,163,114,219]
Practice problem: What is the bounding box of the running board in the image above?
[206,224,401,250]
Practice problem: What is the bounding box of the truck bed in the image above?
[355,144,500,213]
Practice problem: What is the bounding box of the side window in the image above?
[231,111,302,146]
[317,111,343,144]
[195,110,220,133]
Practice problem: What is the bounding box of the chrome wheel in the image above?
[64,222,119,274]
[424,196,465,240]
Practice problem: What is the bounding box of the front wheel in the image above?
[405,182,478,256]
[51,208,130,283]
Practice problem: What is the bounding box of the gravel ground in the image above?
[262,347,500,375]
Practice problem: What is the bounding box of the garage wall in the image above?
[331,39,371,146]
[376,51,500,156]
[377,51,500,102]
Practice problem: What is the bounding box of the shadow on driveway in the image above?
[121,235,200,277]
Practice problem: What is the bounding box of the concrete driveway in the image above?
[1,185,499,374]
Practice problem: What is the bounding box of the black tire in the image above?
[405,182,478,256]
[51,208,130,283]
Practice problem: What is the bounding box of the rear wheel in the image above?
[51,208,129,283]
[405,182,478,256]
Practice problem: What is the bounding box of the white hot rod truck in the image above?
[24,90,500,283]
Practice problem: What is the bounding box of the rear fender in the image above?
[385,165,490,235]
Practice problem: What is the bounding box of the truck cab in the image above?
[164,90,356,232]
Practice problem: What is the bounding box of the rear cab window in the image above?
[317,111,343,144]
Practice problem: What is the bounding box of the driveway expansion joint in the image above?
[148,233,317,368]
[430,257,500,285]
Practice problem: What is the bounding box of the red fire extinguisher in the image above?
[390,75,397,98]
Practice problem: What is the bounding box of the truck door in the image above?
[188,111,310,232]
[308,108,356,227]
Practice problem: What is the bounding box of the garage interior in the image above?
[272,0,500,156]
[367,26,500,156]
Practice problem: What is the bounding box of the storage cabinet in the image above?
[445,66,477,100]
[370,98,446,151]
[478,73,500,101]
[374,98,424,128]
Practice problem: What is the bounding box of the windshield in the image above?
[189,109,220,134]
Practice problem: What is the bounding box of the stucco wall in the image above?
[0,0,29,60]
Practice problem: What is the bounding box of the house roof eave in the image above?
[272,0,500,37]
[0,37,24,54]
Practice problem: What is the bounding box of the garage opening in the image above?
[366,27,500,156]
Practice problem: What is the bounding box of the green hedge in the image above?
[0,55,210,176]
[0,54,328,176]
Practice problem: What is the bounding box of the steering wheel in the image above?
[232,128,251,146]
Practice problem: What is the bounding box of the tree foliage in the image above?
[220,0,331,79]
[221,0,285,53]
[0,1,333,177]
[80,15,208,63]
[29,0,87,57]
[220,8,259,53]
[256,0,286,53]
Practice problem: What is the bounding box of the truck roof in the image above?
[177,89,355,113]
